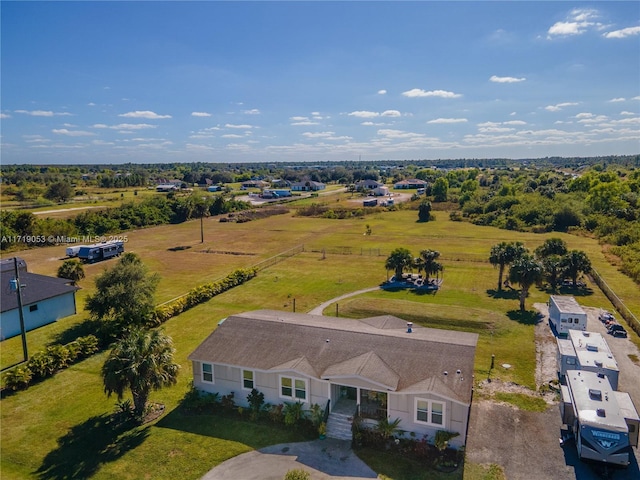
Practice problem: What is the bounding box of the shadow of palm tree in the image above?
[486,289,520,300]
[506,310,543,325]
[35,414,149,480]
[51,319,104,346]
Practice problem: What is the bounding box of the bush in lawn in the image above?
[269,403,285,424]
[284,469,311,480]
[3,365,33,391]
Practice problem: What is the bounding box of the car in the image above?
[607,324,628,337]
[598,310,615,323]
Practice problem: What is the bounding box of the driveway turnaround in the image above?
[200,439,377,480]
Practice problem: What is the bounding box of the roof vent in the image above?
[583,332,590,337]
[595,360,603,367]
[597,408,606,417]
[586,344,598,352]
[407,322,413,333]
[589,389,602,401]
[443,371,448,376]
[456,369,461,375]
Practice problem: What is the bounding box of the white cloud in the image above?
[290,116,309,121]
[547,8,603,38]
[402,89,462,98]
[381,110,401,117]
[427,118,468,124]
[361,121,385,126]
[575,112,594,119]
[243,109,261,115]
[0,113,11,119]
[490,75,526,83]
[87,102,96,107]
[348,111,380,118]
[302,132,334,138]
[191,112,212,117]
[604,26,640,39]
[118,110,172,119]
[620,111,635,116]
[545,102,579,112]
[377,129,424,139]
[52,128,96,137]
[92,123,156,130]
[221,134,244,139]
[225,123,252,129]
[609,98,626,102]
[633,96,640,101]
[15,109,72,117]
[377,89,387,95]
[291,121,319,126]
[503,120,527,125]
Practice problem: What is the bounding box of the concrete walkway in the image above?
[307,286,381,316]
[201,439,377,480]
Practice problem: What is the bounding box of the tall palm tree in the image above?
[508,254,543,311]
[560,250,592,287]
[489,241,526,291]
[385,248,413,281]
[102,328,180,417]
[415,249,443,283]
[541,254,563,291]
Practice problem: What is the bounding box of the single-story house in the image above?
[372,186,390,196]
[355,180,383,191]
[270,179,291,188]
[291,181,326,192]
[394,179,428,189]
[0,258,80,340]
[241,180,270,189]
[156,183,178,192]
[189,310,478,447]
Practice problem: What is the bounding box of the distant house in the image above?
[372,186,390,196]
[355,180,383,191]
[291,181,326,192]
[207,185,222,192]
[394,179,428,189]
[241,180,270,189]
[0,258,79,340]
[189,310,478,446]
[156,184,178,192]
[270,179,291,188]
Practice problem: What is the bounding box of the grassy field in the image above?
[1,205,638,479]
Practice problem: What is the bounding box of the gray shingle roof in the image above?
[189,310,478,404]
[1,270,79,313]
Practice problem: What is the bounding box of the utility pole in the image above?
[11,258,29,362]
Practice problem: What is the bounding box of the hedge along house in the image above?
[188,310,478,447]
[0,258,79,340]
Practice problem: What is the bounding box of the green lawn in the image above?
[1,207,638,479]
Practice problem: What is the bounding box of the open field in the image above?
[1,207,639,479]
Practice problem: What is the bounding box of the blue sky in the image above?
[1,1,639,165]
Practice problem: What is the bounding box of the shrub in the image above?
[247,388,265,421]
[283,401,306,427]
[284,469,311,480]
[269,403,285,424]
[3,366,33,391]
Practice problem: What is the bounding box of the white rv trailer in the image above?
[548,295,587,336]
[561,370,639,466]
[557,330,619,389]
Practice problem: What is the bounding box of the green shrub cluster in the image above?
[3,335,99,391]
[151,268,257,325]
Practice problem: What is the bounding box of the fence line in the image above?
[590,267,640,336]
[306,246,486,263]
[157,244,305,307]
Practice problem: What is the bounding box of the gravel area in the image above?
[465,302,640,479]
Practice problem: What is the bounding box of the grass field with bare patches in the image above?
[1,205,638,480]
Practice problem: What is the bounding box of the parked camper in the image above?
[557,330,619,389]
[78,241,124,263]
[363,199,378,207]
[548,295,587,336]
[561,370,638,466]
[66,245,86,258]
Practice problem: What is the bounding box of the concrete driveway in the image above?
[201,439,377,480]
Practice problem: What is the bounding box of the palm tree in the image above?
[560,250,592,287]
[385,248,413,281]
[541,254,563,291]
[508,254,543,311]
[102,328,180,417]
[57,259,85,285]
[415,249,443,283]
[535,238,567,259]
[489,241,526,291]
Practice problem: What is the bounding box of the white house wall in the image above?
[0,292,76,340]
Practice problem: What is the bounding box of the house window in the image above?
[29,304,38,312]
[280,376,307,401]
[202,363,214,383]
[242,370,254,390]
[415,398,446,426]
